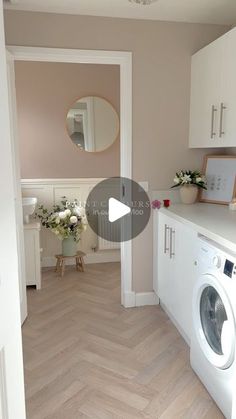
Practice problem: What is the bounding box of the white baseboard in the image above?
[42,250,120,268]
[123,291,136,308]
[85,251,120,264]
[123,291,159,308]
[160,301,190,346]
[135,292,159,307]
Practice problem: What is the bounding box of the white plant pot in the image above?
[180,185,199,204]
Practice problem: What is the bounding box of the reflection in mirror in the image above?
[66,96,119,152]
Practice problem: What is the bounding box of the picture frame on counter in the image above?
[200,155,236,205]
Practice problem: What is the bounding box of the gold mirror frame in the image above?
[66,96,120,153]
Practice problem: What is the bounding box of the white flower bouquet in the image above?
[171,170,207,190]
[35,197,87,242]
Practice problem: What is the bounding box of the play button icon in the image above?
[85,177,151,242]
[108,198,131,222]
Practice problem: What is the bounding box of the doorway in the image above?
[7,45,133,307]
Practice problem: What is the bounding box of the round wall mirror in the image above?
[66,96,119,152]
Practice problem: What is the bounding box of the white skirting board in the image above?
[123,291,159,308]
[123,291,136,308]
[135,292,159,307]
[42,250,120,268]
[160,301,190,346]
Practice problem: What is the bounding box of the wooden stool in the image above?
[55,251,86,277]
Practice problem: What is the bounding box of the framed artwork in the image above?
[200,155,236,205]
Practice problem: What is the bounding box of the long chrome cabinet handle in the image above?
[219,102,227,138]
[164,224,170,254]
[170,228,175,259]
[211,105,217,139]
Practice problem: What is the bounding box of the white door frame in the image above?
[6,51,27,324]
[7,45,134,307]
[0,2,26,416]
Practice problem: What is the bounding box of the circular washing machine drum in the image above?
[193,273,236,369]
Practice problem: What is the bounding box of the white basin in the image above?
[22,197,37,224]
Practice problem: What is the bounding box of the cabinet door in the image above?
[170,219,197,341]
[157,212,198,342]
[219,28,236,147]
[189,38,222,148]
[157,212,171,308]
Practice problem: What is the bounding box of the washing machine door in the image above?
[193,273,235,369]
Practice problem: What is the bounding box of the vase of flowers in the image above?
[179,184,199,204]
[35,197,87,256]
[171,170,207,204]
[62,236,77,257]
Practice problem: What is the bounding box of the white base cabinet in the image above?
[155,211,197,344]
[24,222,41,290]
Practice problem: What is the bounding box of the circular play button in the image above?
[108,197,131,222]
[85,177,151,242]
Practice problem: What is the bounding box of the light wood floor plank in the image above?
[23,263,224,419]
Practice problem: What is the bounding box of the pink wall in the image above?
[5,11,229,293]
[15,61,120,179]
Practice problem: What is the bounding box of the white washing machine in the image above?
[190,235,236,419]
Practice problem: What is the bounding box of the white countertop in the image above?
[160,203,236,252]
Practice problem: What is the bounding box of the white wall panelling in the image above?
[21,178,121,267]
[98,214,120,250]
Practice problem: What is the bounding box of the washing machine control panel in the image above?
[212,255,221,268]
[223,259,235,278]
[198,236,236,278]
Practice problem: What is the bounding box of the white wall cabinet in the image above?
[24,223,41,290]
[156,211,197,343]
[189,27,236,148]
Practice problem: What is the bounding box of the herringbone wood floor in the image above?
[22,262,224,419]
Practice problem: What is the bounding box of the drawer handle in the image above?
[211,105,217,139]
[164,224,170,254]
[219,102,227,138]
[170,228,175,259]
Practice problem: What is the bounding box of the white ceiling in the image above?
[4,0,236,25]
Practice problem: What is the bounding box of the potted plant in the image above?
[171,170,207,204]
[35,197,87,256]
